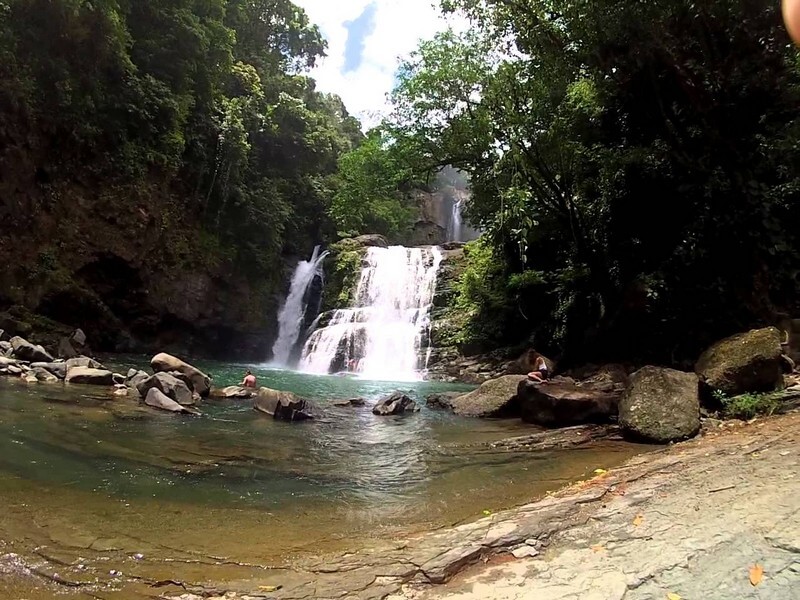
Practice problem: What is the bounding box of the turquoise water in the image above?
[0,359,647,595]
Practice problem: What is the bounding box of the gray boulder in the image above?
[10,336,54,362]
[254,387,313,421]
[65,367,115,386]
[0,356,19,367]
[57,337,78,359]
[144,388,201,415]
[451,375,526,418]
[151,353,211,397]
[372,392,420,416]
[66,356,103,371]
[31,362,67,379]
[30,367,59,383]
[518,379,619,427]
[0,341,12,354]
[125,369,150,390]
[136,373,194,406]
[695,327,783,397]
[619,366,700,444]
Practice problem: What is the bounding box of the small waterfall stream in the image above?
[300,245,442,381]
[271,246,329,366]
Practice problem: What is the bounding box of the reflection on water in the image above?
[0,361,649,595]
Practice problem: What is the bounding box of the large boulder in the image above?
[144,388,201,415]
[136,373,195,406]
[372,392,420,416]
[10,336,54,362]
[695,327,783,397]
[619,366,700,443]
[451,375,526,417]
[518,379,619,427]
[0,341,13,355]
[65,367,115,386]
[254,388,313,421]
[31,362,67,379]
[151,353,211,397]
[57,337,78,359]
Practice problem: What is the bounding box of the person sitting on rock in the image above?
[527,354,550,383]
[241,369,257,388]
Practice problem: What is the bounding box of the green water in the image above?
[0,360,648,597]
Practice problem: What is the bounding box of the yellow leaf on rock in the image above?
[594,468,608,475]
[482,509,492,515]
[749,563,764,586]
[666,593,681,600]
[633,514,644,527]
[259,585,280,592]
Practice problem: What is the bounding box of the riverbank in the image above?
[3,409,797,599]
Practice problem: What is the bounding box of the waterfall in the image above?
[300,245,443,382]
[271,246,329,366]
[447,196,464,242]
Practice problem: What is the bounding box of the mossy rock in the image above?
[695,327,783,397]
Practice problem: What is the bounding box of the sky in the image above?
[295,0,464,128]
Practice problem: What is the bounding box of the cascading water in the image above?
[300,246,442,382]
[271,246,329,366]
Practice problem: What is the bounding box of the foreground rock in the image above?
[151,353,211,396]
[65,366,115,386]
[30,362,67,379]
[10,336,53,363]
[29,367,59,383]
[451,375,526,417]
[619,366,700,443]
[695,326,783,396]
[372,392,420,415]
[254,387,313,421]
[136,372,195,406]
[125,369,150,390]
[517,379,619,427]
[65,356,103,371]
[144,388,201,415]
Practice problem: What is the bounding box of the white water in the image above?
[300,246,443,382]
[271,246,329,366]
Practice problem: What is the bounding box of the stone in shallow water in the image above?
[254,387,313,421]
[151,353,211,397]
[372,392,420,415]
[65,367,115,386]
[10,336,53,363]
[144,388,201,415]
[136,373,194,406]
[333,397,366,407]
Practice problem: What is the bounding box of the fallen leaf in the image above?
[633,514,644,527]
[749,563,764,586]
[482,509,492,516]
[666,593,681,600]
[259,585,282,592]
[594,468,608,475]
[590,544,606,553]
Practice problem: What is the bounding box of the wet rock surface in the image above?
[372,392,420,415]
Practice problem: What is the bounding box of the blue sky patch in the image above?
[343,2,377,73]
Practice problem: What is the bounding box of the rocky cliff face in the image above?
[0,173,293,360]
[406,186,479,246]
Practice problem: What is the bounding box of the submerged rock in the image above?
[151,353,211,397]
[30,367,59,383]
[619,366,700,443]
[254,387,313,421]
[451,375,526,418]
[136,373,194,406]
[425,391,464,411]
[372,392,420,415]
[210,385,258,399]
[65,366,115,386]
[695,327,783,397]
[144,387,201,415]
[10,336,53,363]
[125,369,150,390]
[518,379,619,428]
[333,397,366,407]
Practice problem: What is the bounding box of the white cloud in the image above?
[296,0,466,129]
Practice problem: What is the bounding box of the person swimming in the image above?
[241,369,257,388]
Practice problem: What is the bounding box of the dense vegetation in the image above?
[353,0,800,366]
[0,0,362,354]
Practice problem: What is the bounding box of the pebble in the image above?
[511,545,539,559]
